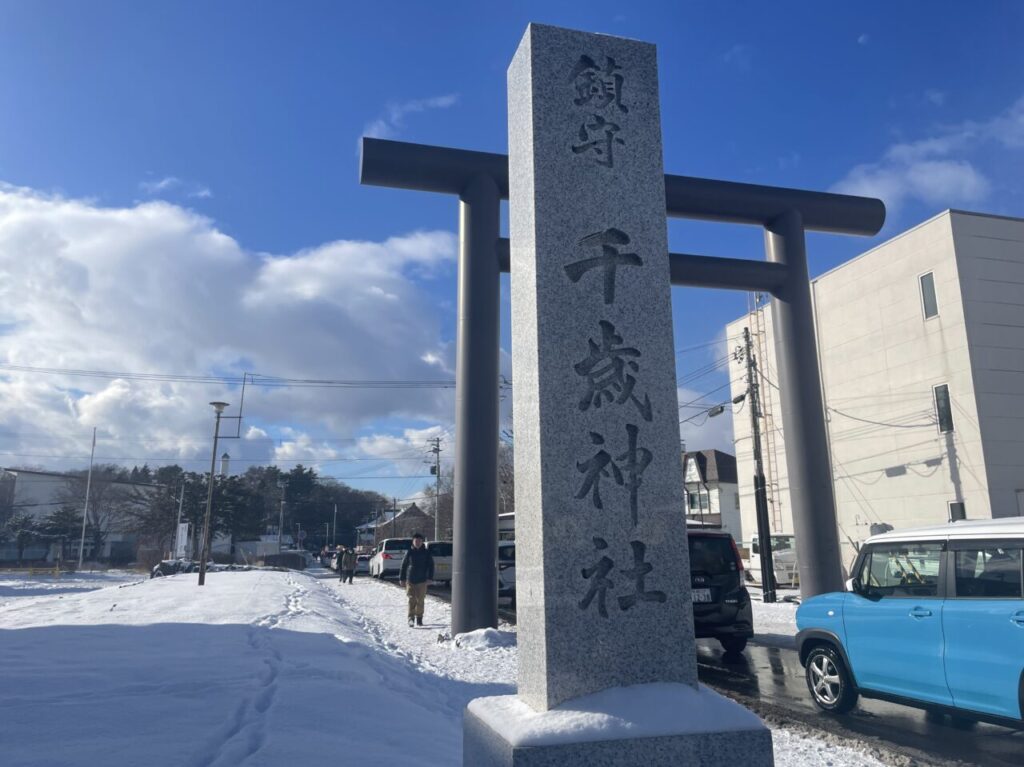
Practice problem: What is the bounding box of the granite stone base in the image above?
[463,687,774,767]
[464,708,774,766]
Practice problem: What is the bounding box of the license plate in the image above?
[691,588,712,603]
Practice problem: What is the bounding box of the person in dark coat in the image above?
[399,532,434,627]
[340,548,357,584]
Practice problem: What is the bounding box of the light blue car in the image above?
[796,518,1024,727]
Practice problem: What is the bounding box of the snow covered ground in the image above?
[750,589,800,648]
[0,569,898,766]
[0,569,142,608]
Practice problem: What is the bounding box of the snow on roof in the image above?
[867,516,1024,543]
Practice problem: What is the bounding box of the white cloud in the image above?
[832,94,1024,214]
[0,185,459,473]
[857,34,869,46]
[140,176,181,194]
[273,433,341,463]
[361,94,459,147]
[139,176,212,200]
[924,89,946,107]
[721,44,752,71]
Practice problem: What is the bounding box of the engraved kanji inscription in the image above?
[569,55,628,113]
[574,431,620,510]
[574,424,652,526]
[571,114,625,168]
[564,228,643,305]
[617,540,667,611]
[617,424,652,528]
[574,319,652,421]
[578,536,615,618]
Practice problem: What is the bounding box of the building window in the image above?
[687,492,708,511]
[934,384,954,433]
[920,272,939,319]
[949,501,966,522]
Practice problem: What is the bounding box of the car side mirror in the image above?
[845,577,858,594]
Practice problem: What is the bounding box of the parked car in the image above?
[688,527,753,654]
[355,554,370,576]
[745,533,799,588]
[426,540,453,585]
[498,541,516,605]
[796,518,1024,727]
[151,559,199,578]
[369,538,413,579]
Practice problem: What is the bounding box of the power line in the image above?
[0,363,467,390]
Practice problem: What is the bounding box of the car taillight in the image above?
[382,553,392,560]
[729,538,744,572]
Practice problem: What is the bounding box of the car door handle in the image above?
[1012,611,1024,627]
[909,607,932,618]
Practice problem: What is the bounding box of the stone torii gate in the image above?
[360,90,883,640]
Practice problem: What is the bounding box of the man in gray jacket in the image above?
[339,547,357,584]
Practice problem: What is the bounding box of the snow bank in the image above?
[469,683,764,747]
[454,627,517,650]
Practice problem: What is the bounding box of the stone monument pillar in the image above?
[462,24,774,765]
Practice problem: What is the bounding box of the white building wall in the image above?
[952,212,1024,517]
[728,211,1009,567]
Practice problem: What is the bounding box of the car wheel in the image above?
[805,645,858,714]
[720,636,747,655]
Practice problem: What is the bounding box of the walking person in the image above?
[341,547,357,584]
[399,532,434,627]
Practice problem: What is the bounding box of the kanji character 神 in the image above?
[574,431,621,510]
[574,319,652,421]
[574,424,652,526]
[617,424,652,528]
[564,228,643,305]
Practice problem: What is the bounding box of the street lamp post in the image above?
[198,401,229,587]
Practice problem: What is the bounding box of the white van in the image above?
[426,540,452,585]
[369,538,412,579]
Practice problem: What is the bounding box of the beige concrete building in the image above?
[726,210,1024,566]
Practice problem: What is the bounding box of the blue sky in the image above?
[0,1,1022,499]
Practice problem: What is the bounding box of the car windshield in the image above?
[689,535,737,573]
[427,542,452,556]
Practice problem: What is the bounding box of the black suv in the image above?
[688,528,753,654]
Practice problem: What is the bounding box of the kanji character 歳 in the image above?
[574,319,652,421]
[569,55,628,113]
[574,431,621,510]
[617,540,667,611]
[571,114,625,168]
[564,227,643,305]
[578,537,615,618]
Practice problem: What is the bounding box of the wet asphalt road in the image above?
[410,578,1024,766]
[695,639,1023,767]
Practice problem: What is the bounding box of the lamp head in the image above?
[209,401,230,414]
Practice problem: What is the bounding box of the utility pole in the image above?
[277,479,286,553]
[430,437,442,541]
[332,503,338,547]
[77,427,97,570]
[742,327,776,603]
[198,401,229,587]
[174,481,186,558]
[392,497,398,538]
